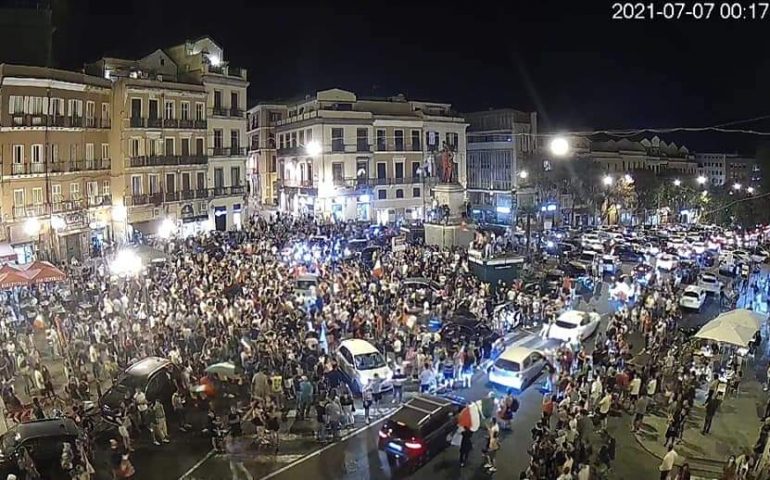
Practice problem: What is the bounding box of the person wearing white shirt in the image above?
[659,445,678,479]
[629,376,642,400]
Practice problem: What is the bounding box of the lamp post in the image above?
[111,204,128,246]
[24,217,41,262]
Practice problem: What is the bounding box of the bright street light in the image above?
[518,170,529,179]
[549,137,569,156]
[602,175,613,186]
[623,174,634,184]
[50,216,66,231]
[157,218,176,239]
[305,140,322,156]
[733,183,742,191]
[111,249,143,276]
[673,179,681,187]
[112,205,127,222]
[24,218,41,236]
[697,175,707,185]
[747,186,755,194]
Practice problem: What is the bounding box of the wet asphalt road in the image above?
[107,262,730,480]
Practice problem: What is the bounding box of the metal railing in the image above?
[128,155,207,168]
[69,159,111,171]
[13,204,49,219]
[278,176,437,189]
[130,117,145,128]
[147,117,162,128]
[211,185,245,197]
[209,147,246,156]
[126,187,241,205]
[7,115,95,128]
[162,118,179,128]
[210,107,245,118]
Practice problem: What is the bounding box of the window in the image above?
[32,187,43,205]
[181,102,190,120]
[331,128,344,152]
[102,180,110,197]
[131,175,143,195]
[196,138,205,155]
[13,189,24,207]
[87,181,98,200]
[298,130,304,146]
[230,166,241,187]
[426,131,438,150]
[148,175,159,194]
[129,138,140,157]
[376,162,386,179]
[101,102,109,125]
[213,90,222,110]
[231,130,240,151]
[165,137,175,155]
[411,130,421,151]
[446,132,458,148]
[181,138,190,156]
[411,161,421,177]
[377,190,387,200]
[195,102,205,121]
[30,96,44,115]
[130,98,142,118]
[182,172,191,191]
[70,182,81,200]
[164,100,174,119]
[12,144,23,165]
[31,144,43,163]
[166,173,175,193]
[230,92,239,111]
[196,172,206,190]
[214,129,223,149]
[331,162,344,182]
[51,144,59,163]
[270,112,282,123]
[52,184,62,203]
[290,132,297,148]
[85,144,94,161]
[356,158,369,180]
[413,187,421,197]
[86,101,95,126]
[356,128,368,151]
[68,99,83,118]
[214,168,224,189]
[395,162,404,179]
[8,95,23,114]
[396,189,404,199]
[376,129,386,151]
[101,143,109,160]
[394,130,404,151]
[306,129,312,142]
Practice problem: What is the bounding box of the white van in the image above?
[336,339,393,394]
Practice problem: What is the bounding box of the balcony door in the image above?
[148,99,159,120]
[166,173,176,193]
[131,98,142,119]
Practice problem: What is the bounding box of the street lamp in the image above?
[697,175,707,185]
[549,137,569,157]
[602,175,613,186]
[50,215,65,231]
[305,140,322,157]
[157,218,176,239]
[518,170,529,179]
[24,217,41,236]
[733,183,742,191]
[110,248,143,276]
[673,179,681,187]
[623,174,634,184]
[747,186,755,194]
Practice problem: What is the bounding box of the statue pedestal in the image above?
[425,183,473,248]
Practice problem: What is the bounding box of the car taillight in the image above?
[405,440,423,450]
[379,430,389,439]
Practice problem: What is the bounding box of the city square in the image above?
[0,2,769,480]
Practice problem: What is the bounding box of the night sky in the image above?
[44,0,770,150]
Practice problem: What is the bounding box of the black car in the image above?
[614,245,645,263]
[98,357,181,427]
[378,395,462,467]
[439,314,503,359]
[543,269,565,294]
[0,418,87,479]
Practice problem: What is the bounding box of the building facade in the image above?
[272,89,467,223]
[0,64,113,263]
[246,104,285,207]
[465,109,537,224]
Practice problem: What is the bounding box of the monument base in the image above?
[424,222,476,248]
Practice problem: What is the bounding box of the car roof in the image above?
[388,395,458,432]
[8,418,80,442]
[339,338,379,355]
[701,272,717,279]
[498,346,538,362]
[557,310,589,324]
[684,285,703,293]
[125,356,172,378]
[297,274,319,281]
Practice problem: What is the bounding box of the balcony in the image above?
[210,107,245,118]
[130,117,145,128]
[69,159,111,171]
[204,63,247,79]
[101,118,111,128]
[147,117,162,128]
[87,195,111,208]
[181,189,212,201]
[10,162,46,176]
[178,118,207,129]
[163,118,179,129]
[209,147,247,157]
[51,200,85,214]
[125,193,164,206]
[68,116,83,128]
[211,185,246,197]
[13,204,49,219]
[127,189,214,206]
[128,155,208,168]
[85,117,97,128]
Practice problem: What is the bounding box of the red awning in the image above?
[0,271,31,289]
[22,261,67,284]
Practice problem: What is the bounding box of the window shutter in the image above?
[42,97,49,115]
[8,95,15,114]
[23,96,30,114]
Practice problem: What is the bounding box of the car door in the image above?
[337,346,354,379]
[520,355,533,384]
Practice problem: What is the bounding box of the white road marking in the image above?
[177,448,215,480]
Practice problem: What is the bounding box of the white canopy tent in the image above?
[694,308,764,347]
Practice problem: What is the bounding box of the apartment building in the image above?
[465,108,538,224]
[166,37,249,230]
[0,64,113,262]
[246,104,285,207]
[695,153,760,187]
[274,89,467,223]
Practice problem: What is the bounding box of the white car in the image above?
[732,249,752,263]
[691,242,707,255]
[488,346,547,391]
[679,285,707,311]
[656,254,678,271]
[548,310,601,342]
[601,255,621,274]
[698,273,722,295]
[336,339,393,393]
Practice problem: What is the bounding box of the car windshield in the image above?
[683,291,699,298]
[494,358,521,372]
[602,258,614,264]
[701,277,715,283]
[555,320,578,329]
[354,352,386,370]
[296,279,318,290]
[579,254,595,262]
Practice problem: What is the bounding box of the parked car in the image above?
[548,310,601,342]
[295,274,320,296]
[0,418,87,478]
[488,346,548,390]
[698,272,723,295]
[336,339,393,394]
[98,357,181,427]
[656,254,678,271]
[378,395,462,468]
[601,255,621,275]
[679,285,707,311]
[614,245,645,263]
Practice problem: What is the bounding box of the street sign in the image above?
[392,235,407,252]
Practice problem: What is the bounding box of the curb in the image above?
[631,426,723,475]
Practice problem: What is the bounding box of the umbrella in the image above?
[694,321,757,347]
[711,309,763,331]
[205,361,236,377]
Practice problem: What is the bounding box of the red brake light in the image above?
[379,430,389,439]
[405,440,423,450]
